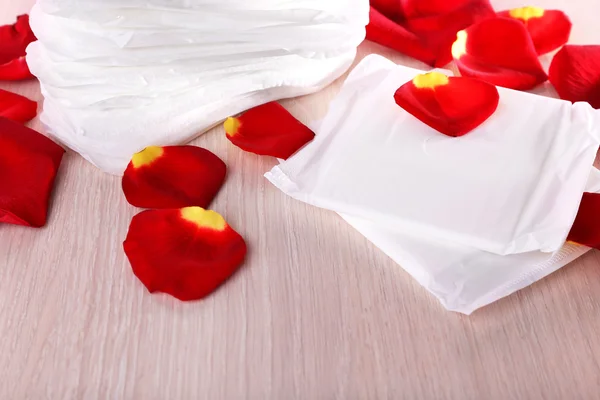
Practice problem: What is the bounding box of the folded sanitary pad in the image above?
[267,55,600,256]
[266,55,600,313]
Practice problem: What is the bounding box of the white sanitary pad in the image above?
[266,55,600,314]
[267,55,600,256]
[26,0,368,174]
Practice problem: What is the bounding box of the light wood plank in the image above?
[2,0,600,398]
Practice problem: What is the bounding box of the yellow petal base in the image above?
[181,207,227,231]
[509,6,544,21]
[412,72,449,89]
[224,117,241,137]
[131,146,164,169]
[451,30,467,59]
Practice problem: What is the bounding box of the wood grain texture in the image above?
[2,0,600,399]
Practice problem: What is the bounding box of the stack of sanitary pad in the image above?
[27,0,368,174]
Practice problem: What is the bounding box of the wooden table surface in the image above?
[3,0,600,399]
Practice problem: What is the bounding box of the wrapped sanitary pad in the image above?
[266,55,600,314]
[26,0,368,174]
[267,55,600,256]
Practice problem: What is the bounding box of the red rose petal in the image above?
[122,145,227,209]
[0,117,64,227]
[403,0,495,67]
[451,17,548,90]
[0,89,37,123]
[370,0,405,22]
[0,15,36,65]
[567,193,600,249]
[367,1,494,67]
[548,45,600,109]
[123,207,247,301]
[0,56,34,81]
[402,0,476,18]
[224,102,315,160]
[366,6,437,66]
[394,72,499,137]
[498,7,571,56]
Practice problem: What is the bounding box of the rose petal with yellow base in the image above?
[122,145,226,209]
[498,7,571,55]
[451,17,548,90]
[123,207,247,301]
[367,0,495,67]
[394,72,499,137]
[224,102,315,160]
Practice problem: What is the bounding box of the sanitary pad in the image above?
[26,0,368,174]
[267,55,600,256]
[266,55,600,313]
